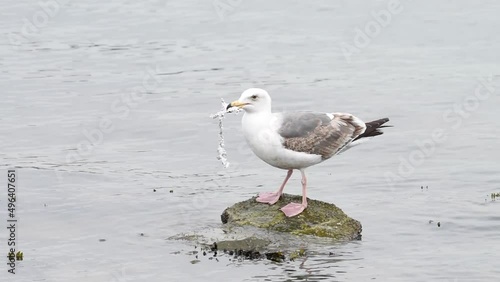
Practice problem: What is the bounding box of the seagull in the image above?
[226,88,391,217]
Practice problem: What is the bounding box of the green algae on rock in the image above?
[221,193,362,240]
[215,237,271,251]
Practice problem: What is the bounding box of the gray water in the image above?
[1,0,500,281]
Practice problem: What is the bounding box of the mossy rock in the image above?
[221,194,362,240]
[216,237,271,251]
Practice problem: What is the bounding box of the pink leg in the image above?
[256,170,293,205]
[280,169,308,217]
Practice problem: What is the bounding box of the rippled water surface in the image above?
[1,0,500,281]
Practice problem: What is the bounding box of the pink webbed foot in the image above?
[280,202,307,217]
[256,192,281,205]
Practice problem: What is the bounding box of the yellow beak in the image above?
[226,101,248,110]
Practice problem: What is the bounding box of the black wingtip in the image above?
[354,118,392,141]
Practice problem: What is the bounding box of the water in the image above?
[1,0,500,281]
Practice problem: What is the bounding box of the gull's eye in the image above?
[251,95,258,100]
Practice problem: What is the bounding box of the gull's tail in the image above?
[354,118,391,141]
[337,118,392,154]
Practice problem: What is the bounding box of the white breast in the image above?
[242,113,323,170]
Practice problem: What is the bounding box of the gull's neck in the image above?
[242,109,274,135]
[244,109,272,118]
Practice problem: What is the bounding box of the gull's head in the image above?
[226,88,271,113]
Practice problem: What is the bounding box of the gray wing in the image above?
[278,112,366,160]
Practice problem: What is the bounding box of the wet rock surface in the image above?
[221,193,362,240]
[169,194,362,264]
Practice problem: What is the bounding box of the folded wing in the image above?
[278,112,366,160]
